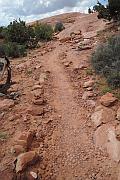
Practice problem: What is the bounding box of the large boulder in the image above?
[100,93,117,107]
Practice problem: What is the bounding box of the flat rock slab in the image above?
[94,124,120,162]
[91,106,115,128]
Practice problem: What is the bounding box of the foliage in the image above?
[0,19,54,58]
[4,19,29,44]
[0,27,5,39]
[0,132,8,140]
[0,42,27,58]
[35,23,53,41]
[93,0,120,21]
[54,22,65,32]
[91,35,120,88]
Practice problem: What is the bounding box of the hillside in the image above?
[0,12,120,180]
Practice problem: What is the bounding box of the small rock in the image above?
[78,62,88,69]
[33,98,44,105]
[39,73,47,84]
[87,87,93,91]
[115,125,120,141]
[29,171,38,179]
[100,93,117,107]
[117,107,120,121]
[78,45,92,51]
[32,89,43,99]
[27,105,44,116]
[15,151,39,173]
[15,131,35,149]
[60,36,71,43]
[64,61,72,67]
[43,119,53,124]
[0,99,14,111]
[83,80,95,88]
[82,91,94,100]
[87,100,96,107]
[32,85,42,91]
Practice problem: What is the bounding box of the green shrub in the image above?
[0,27,5,39]
[93,0,120,21]
[4,19,29,44]
[54,22,65,32]
[0,42,27,58]
[91,35,120,88]
[35,23,53,41]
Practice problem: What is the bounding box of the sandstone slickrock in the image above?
[94,124,120,162]
[91,106,115,127]
[100,93,117,107]
[15,151,39,173]
[94,124,112,149]
[117,107,120,121]
[107,128,120,162]
[0,99,15,111]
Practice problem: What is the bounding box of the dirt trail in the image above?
[40,43,116,179]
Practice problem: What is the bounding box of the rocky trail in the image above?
[0,13,120,180]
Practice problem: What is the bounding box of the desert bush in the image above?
[54,22,65,32]
[4,19,30,44]
[0,42,27,58]
[91,35,120,88]
[93,0,120,21]
[0,27,5,39]
[35,23,53,41]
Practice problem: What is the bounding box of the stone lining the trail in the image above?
[15,151,39,173]
[100,93,117,107]
[11,131,35,156]
[91,98,120,162]
[91,105,115,128]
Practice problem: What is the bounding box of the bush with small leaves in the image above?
[54,22,65,32]
[91,35,120,88]
[35,23,53,41]
[0,42,27,58]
